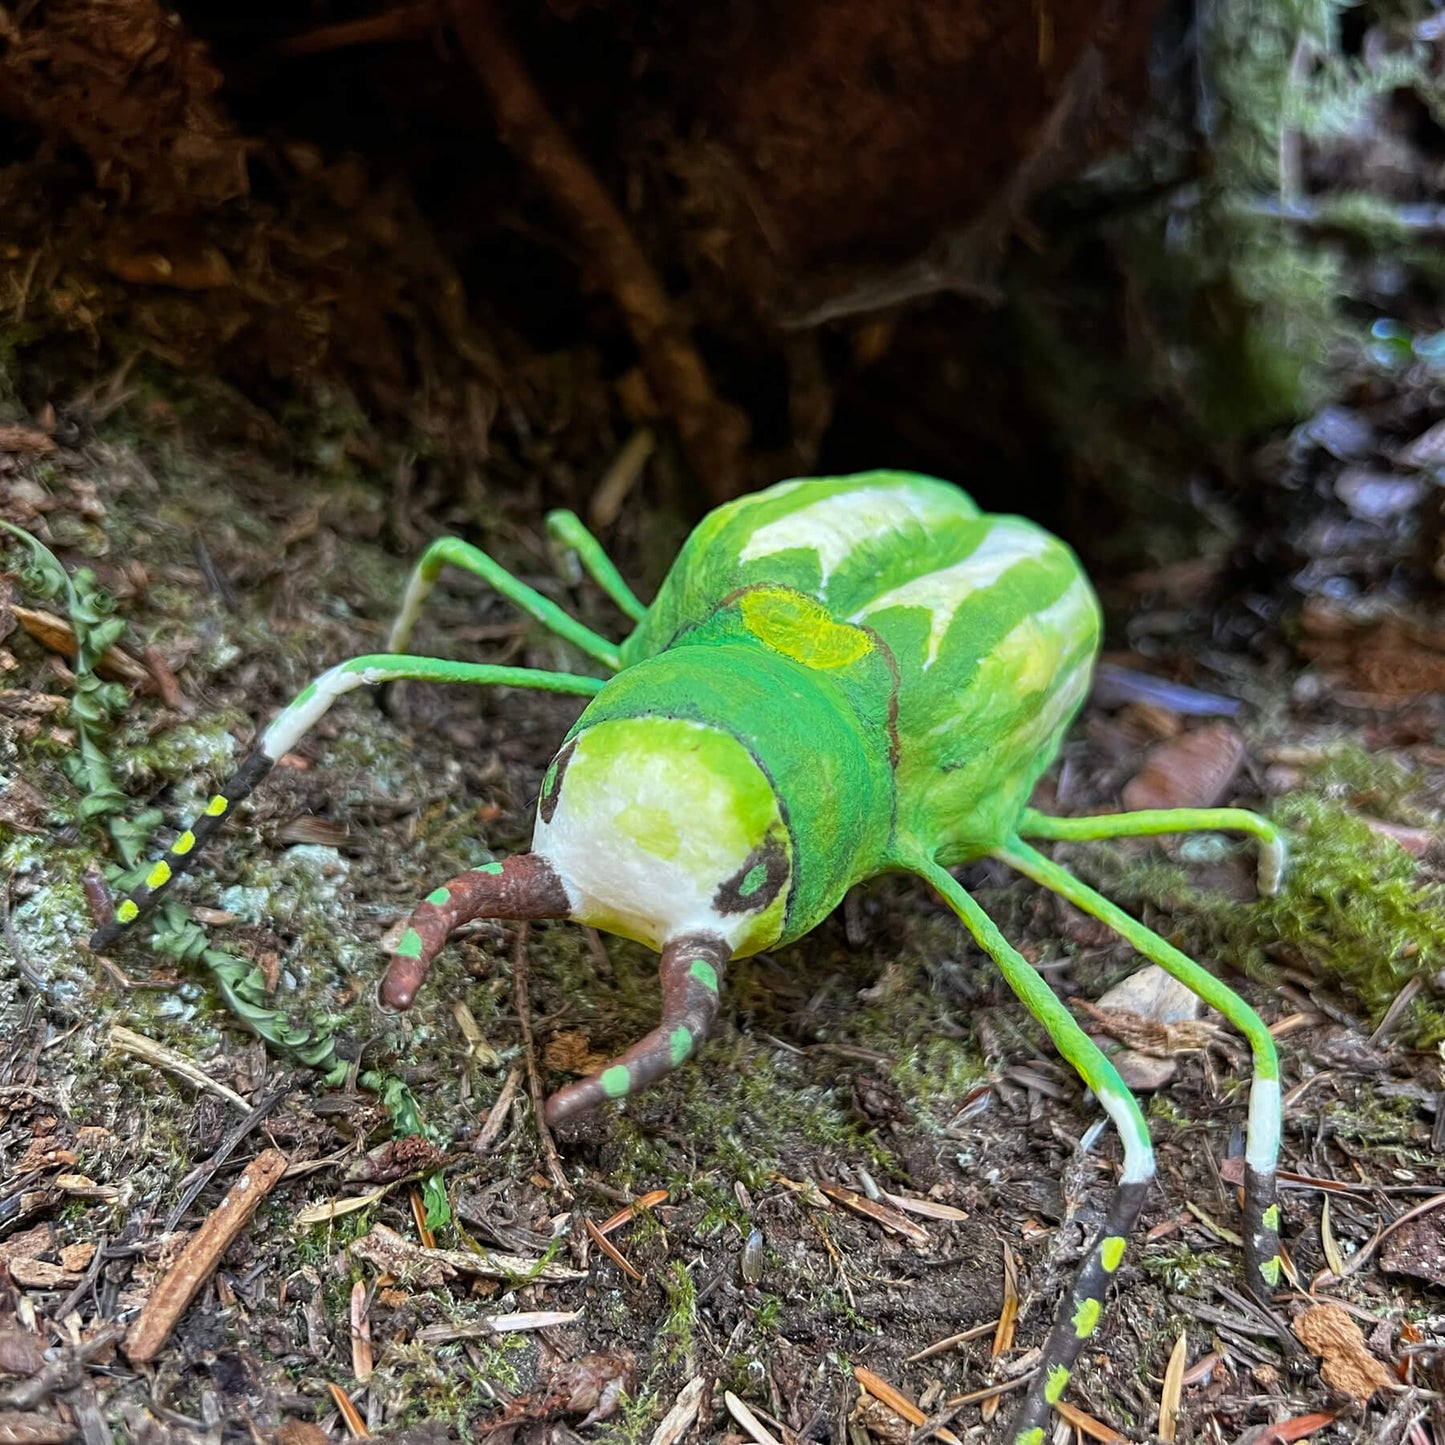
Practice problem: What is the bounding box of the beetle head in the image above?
[531,716,792,956]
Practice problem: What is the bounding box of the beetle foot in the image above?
[544,931,730,1124]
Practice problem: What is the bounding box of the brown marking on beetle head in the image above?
[538,738,577,824]
[713,834,789,915]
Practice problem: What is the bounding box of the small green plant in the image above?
[661,1260,697,1362]
[0,519,161,863]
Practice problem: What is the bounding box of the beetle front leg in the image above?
[1018,805,1286,896]
[387,535,627,670]
[997,837,1283,1297]
[381,852,573,1006]
[543,931,731,1125]
[89,656,603,950]
[914,861,1154,1445]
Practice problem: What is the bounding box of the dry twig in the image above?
[444,0,747,502]
[124,1148,288,1364]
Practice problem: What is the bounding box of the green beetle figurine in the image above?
[92,472,1285,1442]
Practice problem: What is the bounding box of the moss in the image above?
[1109,791,1445,1034]
[661,1259,697,1363]
[1139,1244,1232,1292]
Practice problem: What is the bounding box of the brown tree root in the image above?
[446,0,748,503]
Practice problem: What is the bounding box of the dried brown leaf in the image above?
[1293,1303,1393,1400]
[1121,722,1246,812]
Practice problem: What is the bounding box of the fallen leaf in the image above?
[1121,723,1246,812]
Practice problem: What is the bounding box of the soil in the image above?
[2,404,1445,1443]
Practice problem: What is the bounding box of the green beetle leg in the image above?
[544,509,647,623]
[387,535,626,670]
[997,838,1283,1297]
[1018,805,1285,896]
[381,852,572,1007]
[543,931,731,1126]
[89,657,604,951]
[914,861,1153,1445]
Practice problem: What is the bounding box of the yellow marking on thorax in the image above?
[739,588,872,670]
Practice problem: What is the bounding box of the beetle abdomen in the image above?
[622,472,1100,865]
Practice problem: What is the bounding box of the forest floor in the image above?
[2,372,1445,1445]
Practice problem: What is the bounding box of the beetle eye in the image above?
[713,837,789,914]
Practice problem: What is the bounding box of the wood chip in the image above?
[9,1258,81,1288]
[1121,722,1246,812]
[723,1391,781,1445]
[124,1148,288,1363]
[817,1182,930,1245]
[348,1223,585,1285]
[1292,1303,1394,1400]
[349,1279,372,1382]
[1158,1330,1187,1441]
[646,1374,706,1445]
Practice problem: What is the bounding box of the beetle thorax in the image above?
[530,717,792,955]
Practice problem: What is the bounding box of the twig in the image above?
[0,1323,123,1412]
[274,1,438,57]
[472,1065,523,1154]
[511,924,571,1199]
[107,1025,251,1114]
[443,0,747,503]
[123,1148,289,1364]
[51,1232,108,1321]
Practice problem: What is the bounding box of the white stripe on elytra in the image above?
[852,523,1056,667]
[737,483,964,589]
